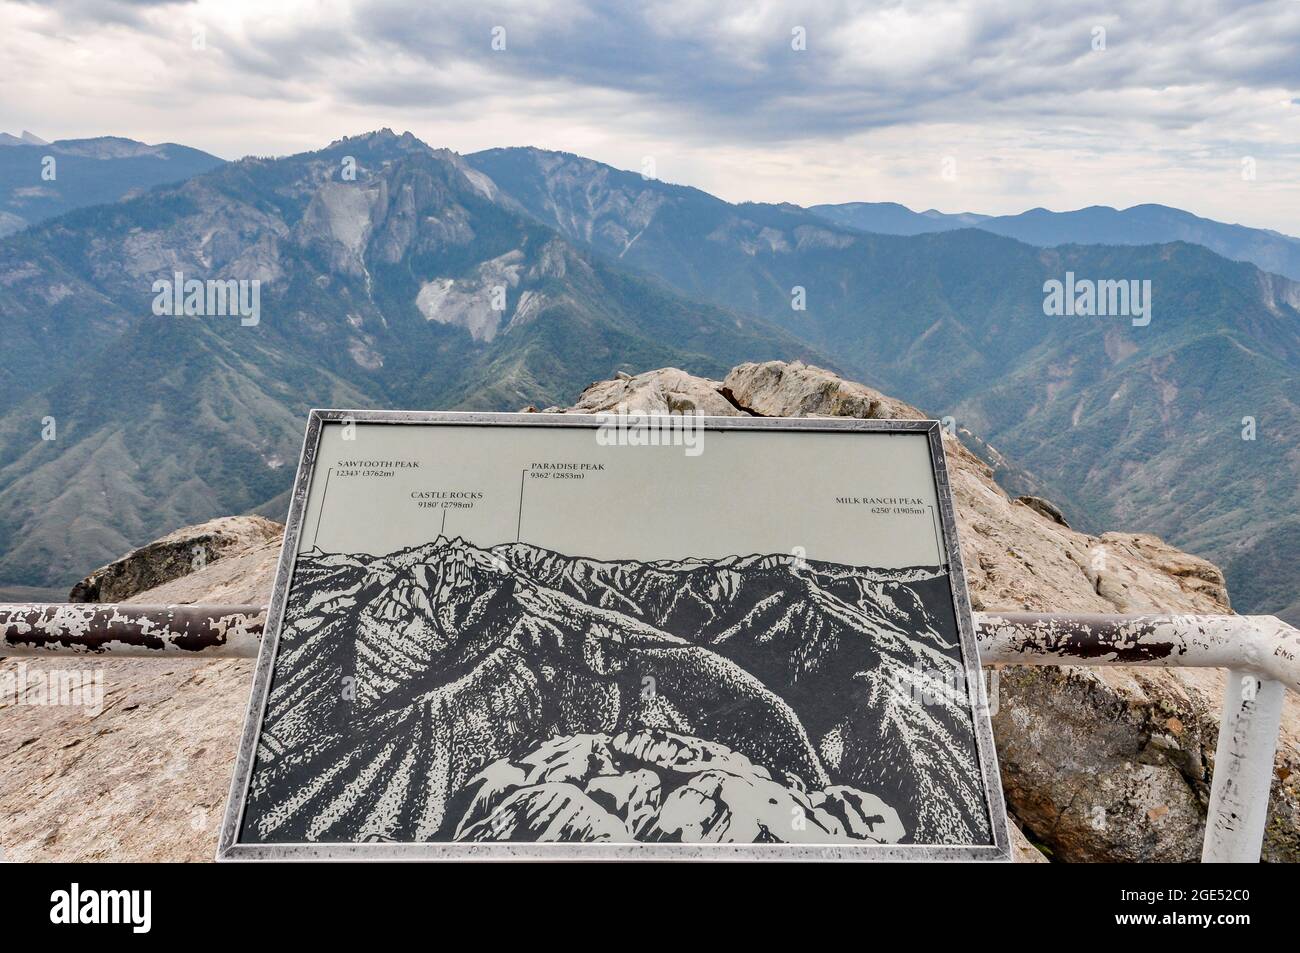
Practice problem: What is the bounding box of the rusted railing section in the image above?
[3,603,1297,863]
[977,612,1298,864]
[0,603,264,658]
[976,612,1300,692]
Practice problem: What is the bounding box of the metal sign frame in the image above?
[218,410,1010,861]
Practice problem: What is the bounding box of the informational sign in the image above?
[219,411,1009,860]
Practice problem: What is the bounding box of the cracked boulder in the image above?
[68,515,283,604]
[1016,495,1069,528]
[560,366,743,417]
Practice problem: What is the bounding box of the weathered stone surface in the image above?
[561,366,743,417]
[68,515,282,603]
[1011,822,1050,864]
[720,360,921,421]
[2,361,1294,863]
[1016,495,1069,528]
[0,523,278,862]
[118,536,284,608]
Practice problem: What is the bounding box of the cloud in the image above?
[1,0,1297,231]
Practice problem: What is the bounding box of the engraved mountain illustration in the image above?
[241,535,992,846]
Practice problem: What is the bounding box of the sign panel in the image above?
[219,411,1009,860]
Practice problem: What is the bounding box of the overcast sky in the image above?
[3,0,1298,232]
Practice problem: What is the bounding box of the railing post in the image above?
[1202,671,1284,863]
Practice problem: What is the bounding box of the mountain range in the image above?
[0,133,224,238]
[0,131,814,596]
[240,536,992,847]
[809,201,1300,283]
[0,129,1295,625]
[465,147,1300,624]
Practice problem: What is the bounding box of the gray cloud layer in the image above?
[3,0,1298,229]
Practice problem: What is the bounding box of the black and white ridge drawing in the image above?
[240,535,993,846]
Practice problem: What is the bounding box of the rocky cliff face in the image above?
[67,516,282,603]
[1,360,1295,862]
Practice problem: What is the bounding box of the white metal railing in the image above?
[3,603,1297,863]
[975,612,1298,864]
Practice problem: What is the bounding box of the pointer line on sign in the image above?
[312,468,333,549]
[516,468,526,543]
[927,505,945,567]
